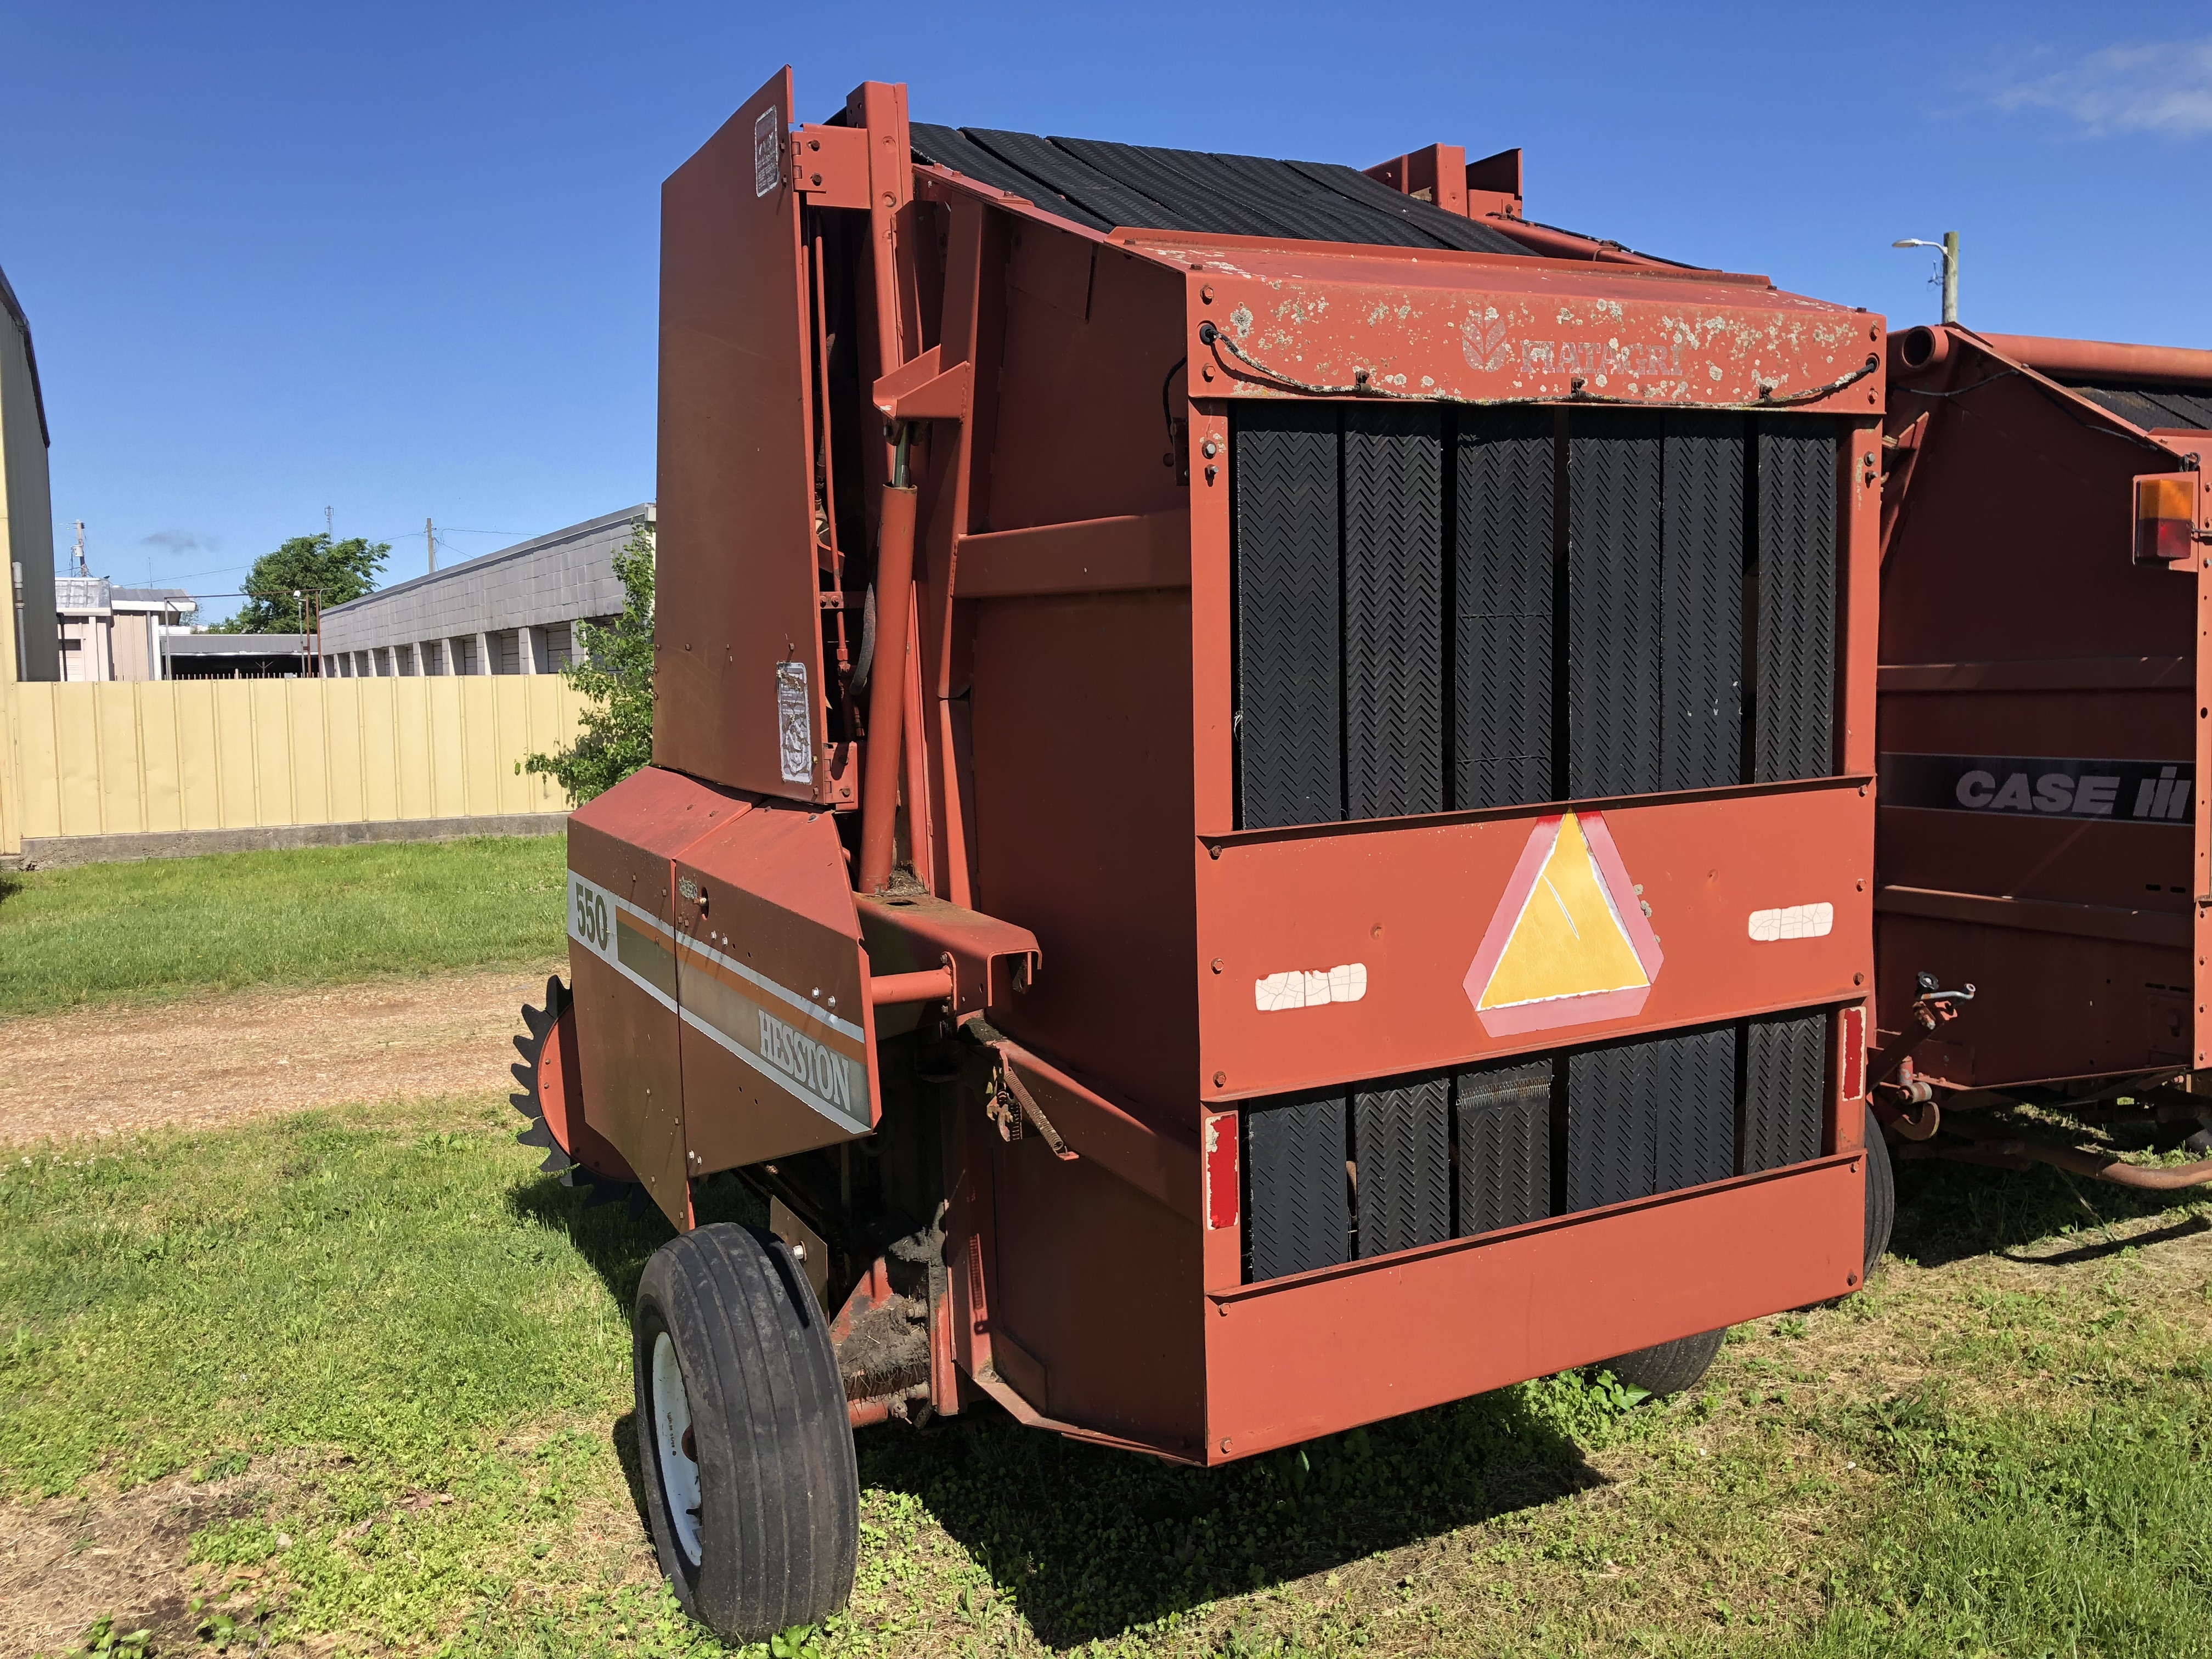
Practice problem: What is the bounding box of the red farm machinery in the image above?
[1873,324,2212,1183]
[511,67,1892,1639]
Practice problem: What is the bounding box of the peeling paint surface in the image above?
[1153,239,1882,413]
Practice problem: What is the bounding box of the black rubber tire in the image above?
[633,1224,859,1643]
[1863,1102,1895,1283]
[1600,1325,1725,1398]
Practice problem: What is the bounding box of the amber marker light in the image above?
[2135,473,2200,566]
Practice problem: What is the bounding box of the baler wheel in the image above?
[633,1224,860,1642]
[1863,1103,1894,1280]
[1599,1327,1725,1400]
[511,973,639,1200]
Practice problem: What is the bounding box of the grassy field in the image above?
[4,1092,2210,1658]
[0,837,568,1017]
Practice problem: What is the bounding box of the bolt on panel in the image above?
[1343,407,1446,820]
[1657,413,1747,792]
[1232,405,1342,830]
[1566,1022,1736,1212]
[1351,1075,1453,1257]
[1453,409,1557,810]
[1566,414,1667,799]
[1741,1008,1828,1173]
[1243,1088,1351,1282]
[1454,1057,1554,1235]
[1753,419,1841,783]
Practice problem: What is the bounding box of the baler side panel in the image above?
[655,66,827,803]
[673,804,879,1175]
[967,591,1199,1115]
[1206,1154,1864,1459]
[567,770,752,1225]
[986,1132,1207,1455]
[982,235,1189,535]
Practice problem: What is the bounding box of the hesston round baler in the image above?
[514,66,1894,1640]
[1872,324,2212,1181]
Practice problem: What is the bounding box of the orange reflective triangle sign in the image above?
[1464,810,1663,1036]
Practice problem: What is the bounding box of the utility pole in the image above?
[71,521,88,578]
[426,517,436,574]
[326,505,334,543]
[1891,232,1960,324]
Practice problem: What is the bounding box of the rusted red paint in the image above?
[1877,325,2212,1088]
[575,68,1889,1469]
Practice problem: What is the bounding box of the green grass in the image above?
[0,836,568,1016]
[4,1099,2210,1656]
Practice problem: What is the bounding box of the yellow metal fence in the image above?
[1,676,582,851]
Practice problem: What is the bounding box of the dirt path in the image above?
[0,966,564,1147]
[0,1468,278,1659]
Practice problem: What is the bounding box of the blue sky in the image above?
[4,2,2208,619]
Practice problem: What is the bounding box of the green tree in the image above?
[217,533,388,632]
[523,518,654,803]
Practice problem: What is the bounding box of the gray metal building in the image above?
[320,504,650,678]
[2,260,59,682]
[163,631,313,679]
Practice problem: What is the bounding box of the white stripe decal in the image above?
[569,868,869,1138]
[679,926,866,1042]
[678,1006,872,1139]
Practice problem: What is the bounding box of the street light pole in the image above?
[1892,233,1959,324]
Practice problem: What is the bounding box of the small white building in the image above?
[320,504,649,679]
[55,578,199,681]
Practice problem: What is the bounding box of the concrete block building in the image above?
[320,504,650,679]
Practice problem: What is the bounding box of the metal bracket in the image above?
[856,891,1040,1014]
[1871,970,1975,1092]
[967,1018,1076,1159]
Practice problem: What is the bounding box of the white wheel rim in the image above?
[651,1331,703,1566]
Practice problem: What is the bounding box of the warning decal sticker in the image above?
[1464,811,1664,1037]
[753,106,781,198]
[776,661,813,785]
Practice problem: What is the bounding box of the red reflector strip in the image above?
[2138,516,2194,563]
[1204,1112,1239,1229]
[1839,1005,1866,1101]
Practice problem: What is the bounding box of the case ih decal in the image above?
[1879,753,2195,823]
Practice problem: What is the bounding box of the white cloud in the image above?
[1993,38,2212,137]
